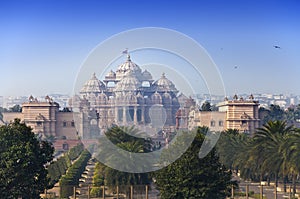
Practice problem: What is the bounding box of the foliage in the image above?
[8,104,22,112]
[217,120,300,195]
[259,104,300,125]
[94,125,152,194]
[47,154,71,187]
[104,125,152,152]
[0,119,54,198]
[47,144,84,187]
[90,187,103,197]
[59,149,91,198]
[201,101,212,111]
[153,127,233,199]
[286,104,300,125]
[216,128,248,171]
[0,107,8,123]
[59,107,72,112]
[90,162,105,197]
[68,143,84,161]
[0,107,8,113]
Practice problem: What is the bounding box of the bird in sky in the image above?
[273,45,281,49]
[234,66,238,69]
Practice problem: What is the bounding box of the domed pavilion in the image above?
[74,54,180,138]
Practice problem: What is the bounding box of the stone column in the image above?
[141,106,145,123]
[134,106,138,125]
[115,107,119,124]
[123,106,127,125]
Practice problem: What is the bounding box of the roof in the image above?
[152,73,178,93]
[80,73,105,93]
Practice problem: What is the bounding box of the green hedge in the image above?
[59,150,91,198]
[68,143,84,161]
[47,144,84,187]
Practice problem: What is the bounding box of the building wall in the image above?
[188,111,226,132]
[56,112,78,139]
[188,96,260,134]
[2,98,79,140]
[217,98,260,133]
[21,101,59,136]
[3,112,23,123]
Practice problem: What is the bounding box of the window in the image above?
[210,120,215,127]
[36,121,42,126]
[62,143,69,150]
[219,121,223,126]
[71,121,75,127]
[63,121,67,127]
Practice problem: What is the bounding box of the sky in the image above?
[0,0,300,97]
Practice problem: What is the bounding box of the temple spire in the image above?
[127,53,131,61]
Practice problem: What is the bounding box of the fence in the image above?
[42,184,159,199]
[42,183,300,199]
[230,183,300,199]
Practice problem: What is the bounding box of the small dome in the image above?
[142,69,152,80]
[80,73,105,93]
[114,71,142,92]
[152,73,178,93]
[105,70,116,79]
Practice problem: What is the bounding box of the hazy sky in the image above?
[1,0,299,97]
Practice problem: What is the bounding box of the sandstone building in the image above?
[187,95,260,133]
[3,55,181,143]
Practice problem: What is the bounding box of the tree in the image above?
[217,129,248,172]
[153,127,232,199]
[284,131,300,194]
[9,104,22,112]
[259,104,285,125]
[0,119,54,198]
[201,101,212,111]
[285,104,300,125]
[95,125,151,193]
[0,107,8,123]
[253,121,295,190]
[232,120,299,193]
[90,162,106,197]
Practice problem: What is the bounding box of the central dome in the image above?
[116,54,143,80]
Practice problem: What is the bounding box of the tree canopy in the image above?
[259,104,300,125]
[153,127,232,199]
[216,121,300,195]
[0,119,54,198]
[201,101,212,111]
[94,125,151,190]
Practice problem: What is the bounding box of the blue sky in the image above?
[0,0,300,97]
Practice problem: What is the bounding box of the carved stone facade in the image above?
[71,54,180,138]
[2,96,78,140]
[2,55,181,142]
[187,95,260,133]
[218,95,260,133]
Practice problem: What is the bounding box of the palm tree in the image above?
[282,130,300,194]
[252,120,294,190]
[217,129,248,173]
[97,125,151,195]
